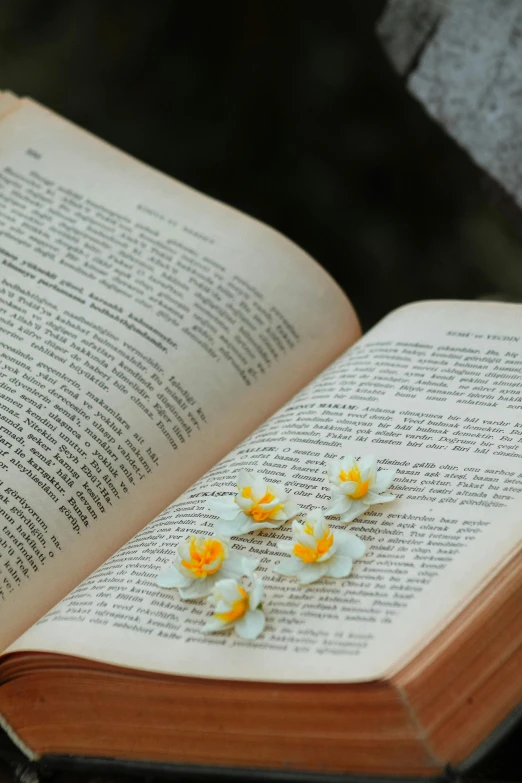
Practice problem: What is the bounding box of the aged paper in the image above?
[0,99,359,649]
[12,301,522,681]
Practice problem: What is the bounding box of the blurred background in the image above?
[1,0,522,331]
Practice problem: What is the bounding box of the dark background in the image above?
[2,0,522,330]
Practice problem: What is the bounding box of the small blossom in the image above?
[326,454,395,524]
[156,535,259,600]
[202,576,265,638]
[208,470,299,536]
[274,509,365,585]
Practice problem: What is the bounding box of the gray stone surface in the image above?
[377,0,448,75]
[378,0,522,210]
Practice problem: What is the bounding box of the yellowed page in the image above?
[11,301,522,682]
[0,92,21,122]
[0,97,359,650]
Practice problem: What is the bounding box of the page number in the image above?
[26,148,42,159]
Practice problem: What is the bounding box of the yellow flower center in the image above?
[181,537,226,578]
[293,522,335,563]
[216,586,249,622]
[239,487,282,522]
[339,465,369,500]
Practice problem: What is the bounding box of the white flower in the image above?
[202,576,265,638]
[208,470,299,536]
[274,509,366,585]
[156,535,259,600]
[326,454,395,524]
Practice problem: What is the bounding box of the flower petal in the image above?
[268,482,287,500]
[208,497,241,521]
[327,495,352,516]
[297,562,329,585]
[249,577,264,609]
[338,500,367,524]
[214,514,250,537]
[313,516,330,540]
[202,617,230,634]
[218,579,244,603]
[269,506,291,521]
[237,469,253,489]
[179,578,215,600]
[220,554,259,579]
[366,491,396,505]
[340,454,356,472]
[235,609,265,639]
[214,599,232,614]
[242,556,260,576]
[235,495,254,512]
[338,480,359,495]
[274,557,303,576]
[177,562,199,580]
[156,567,191,589]
[359,454,377,483]
[178,540,193,561]
[258,497,283,512]
[326,554,353,579]
[327,460,343,484]
[251,475,267,502]
[245,519,287,533]
[317,541,338,562]
[294,528,317,549]
[372,469,395,493]
[336,531,366,559]
[291,519,302,536]
[203,556,224,574]
[282,497,299,519]
[306,508,325,525]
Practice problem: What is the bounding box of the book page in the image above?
[0,93,19,122]
[0,98,359,650]
[11,301,522,682]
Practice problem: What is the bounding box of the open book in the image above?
[0,91,520,779]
